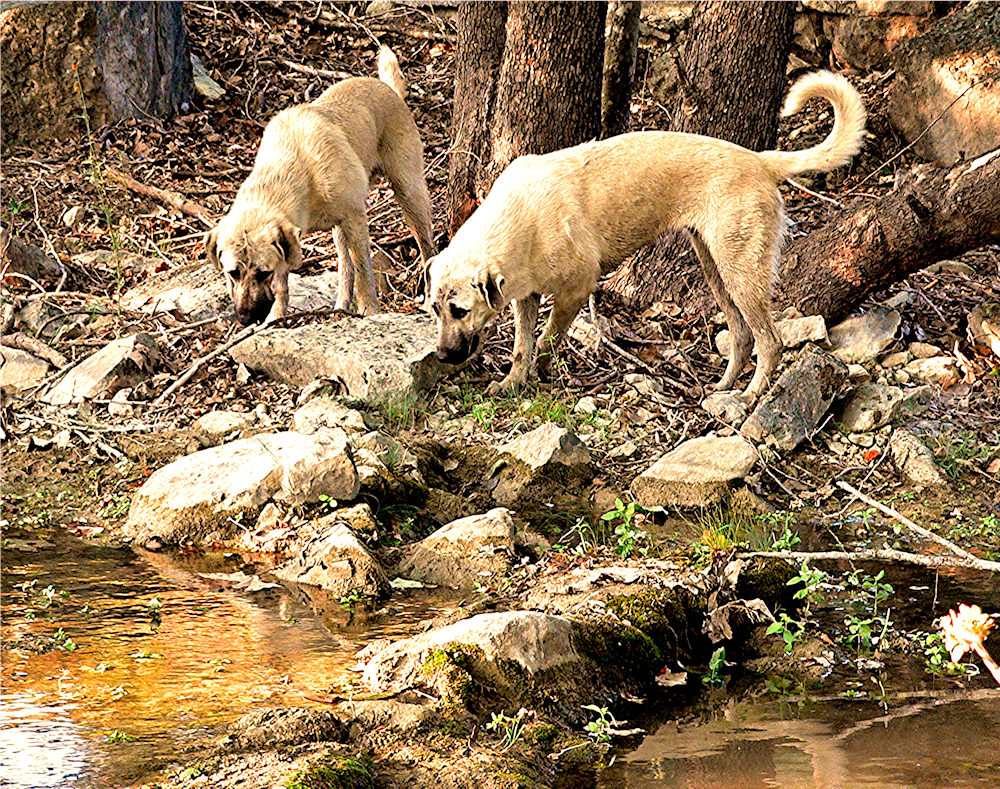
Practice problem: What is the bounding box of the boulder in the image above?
[291,395,368,435]
[191,409,257,441]
[44,333,160,405]
[124,430,359,546]
[397,508,517,588]
[888,2,1000,165]
[272,513,390,598]
[741,344,850,452]
[889,427,947,488]
[836,382,906,432]
[829,310,900,364]
[230,313,451,404]
[0,346,49,391]
[631,435,757,509]
[902,356,962,387]
[833,12,932,70]
[489,423,593,507]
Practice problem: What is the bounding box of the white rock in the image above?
[829,311,901,364]
[44,333,160,405]
[0,346,49,391]
[497,422,591,470]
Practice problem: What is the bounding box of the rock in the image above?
[497,422,591,470]
[889,427,947,488]
[902,356,961,386]
[829,310,901,364]
[107,388,133,418]
[607,440,638,459]
[344,700,438,735]
[124,430,359,546]
[272,512,390,598]
[701,391,749,425]
[190,54,225,100]
[0,346,49,391]
[923,259,977,277]
[353,431,420,476]
[908,342,942,359]
[119,263,342,321]
[847,363,871,383]
[888,2,1000,165]
[291,395,368,435]
[397,508,517,588]
[833,12,931,70]
[44,333,160,405]
[741,344,850,452]
[574,395,600,415]
[220,708,346,753]
[880,350,910,368]
[230,313,451,404]
[61,205,84,229]
[631,435,757,509]
[422,488,477,526]
[717,314,829,358]
[968,302,1000,358]
[837,383,905,432]
[192,409,257,440]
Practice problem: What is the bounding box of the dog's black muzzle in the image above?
[235,299,273,326]
[437,333,480,365]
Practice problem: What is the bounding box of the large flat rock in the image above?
[230,313,451,403]
[124,430,359,546]
[44,333,160,405]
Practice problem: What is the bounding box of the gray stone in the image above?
[0,346,49,391]
[44,333,160,405]
[191,54,225,100]
[397,508,516,588]
[490,423,593,507]
[837,383,906,432]
[497,422,591,470]
[230,313,451,404]
[631,435,757,509]
[716,314,829,358]
[829,310,901,364]
[741,344,850,452]
[888,2,1000,165]
[701,391,750,425]
[889,427,947,488]
[271,513,389,597]
[124,430,359,545]
[192,409,257,439]
[291,395,368,435]
[903,356,961,386]
[880,350,910,368]
[908,342,942,359]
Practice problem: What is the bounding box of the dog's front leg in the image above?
[265,272,290,324]
[535,294,588,383]
[488,294,540,395]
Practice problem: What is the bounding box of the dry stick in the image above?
[738,548,1000,573]
[836,480,977,560]
[278,59,353,81]
[106,167,216,227]
[0,331,68,368]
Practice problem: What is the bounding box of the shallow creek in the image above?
[0,526,462,788]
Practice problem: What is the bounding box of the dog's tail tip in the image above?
[377,45,408,100]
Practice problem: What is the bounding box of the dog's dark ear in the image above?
[205,228,221,270]
[416,256,435,305]
[276,223,303,271]
[481,272,505,311]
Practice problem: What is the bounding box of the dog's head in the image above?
[205,217,302,325]
[422,252,505,365]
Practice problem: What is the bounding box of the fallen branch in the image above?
[0,331,69,368]
[737,548,1000,573]
[836,480,977,560]
[278,59,353,81]
[106,167,215,227]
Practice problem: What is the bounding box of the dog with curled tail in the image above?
[423,70,865,403]
[206,46,436,325]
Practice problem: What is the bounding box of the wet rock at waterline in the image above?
[741,344,850,452]
[220,707,348,753]
[631,435,758,509]
[43,332,161,405]
[229,313,452,404]
[124,430,359,546]
[397,508,517,588]
[271,514,390,598]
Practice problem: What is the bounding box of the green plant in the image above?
[105,730,136,743]
[601,498,648,559]
[911,630,971,677]
[840,570,894,655]
[582,704,618,743]
[766,613,806,654]
[552,517,598,555]
[702,646,726,687]
[99,492,131,520]
[765,674,806,701]
[484,708,527,750]
[376,390,421,432]
[933,431,993,479]
[787,562,826,617]
[340,590,362,609]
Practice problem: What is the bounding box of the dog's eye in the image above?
[449,305,469,320]
[253,269,271,283]
[226,270,239,281]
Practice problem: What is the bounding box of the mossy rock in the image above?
[735,555,799,611]
[605,586,707,665]
[285,752,374,789]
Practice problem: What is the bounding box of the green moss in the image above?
[574,618,661,684]
[735,556,799,610]
[285,754,374,789]
[606,587,703,663]
[436,718,469,739]
[421,643,485,706]
[526,723,560,744]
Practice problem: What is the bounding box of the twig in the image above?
[0,331,68,368]
[106,167,215,227]
[785,177,844,208]
[278,59,353,81]
[737,548,1000,573]
[836,480,977,560]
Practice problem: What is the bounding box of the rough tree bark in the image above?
[446,1,606,234]
[601,1,641,140]
[605,1,796,315]
[777,150,1000,323]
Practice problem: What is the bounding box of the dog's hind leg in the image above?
[490,293,541,394]
[535,293,589,383]
[688,230,753,393]
[334,226,356,313]
[384,149,437,263]
[341,216,380,316]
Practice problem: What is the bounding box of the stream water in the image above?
[3,527,1000,788]
[0,526,463,788]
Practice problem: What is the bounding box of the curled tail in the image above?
[377,45,408,100]
[759,71,867,180]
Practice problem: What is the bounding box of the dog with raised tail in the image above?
[423,70,865,402]
[207,46,436,325]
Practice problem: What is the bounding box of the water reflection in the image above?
[0,528,461,788]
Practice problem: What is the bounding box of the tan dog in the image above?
[425,71,866,402]
[206,46,436,325]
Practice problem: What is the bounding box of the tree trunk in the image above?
[93,0,193,122]
[777,151,1000,324]
[446,1,509,235]
[446,0,606,235]
[601,1,641,140]
[605,0,795,315]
